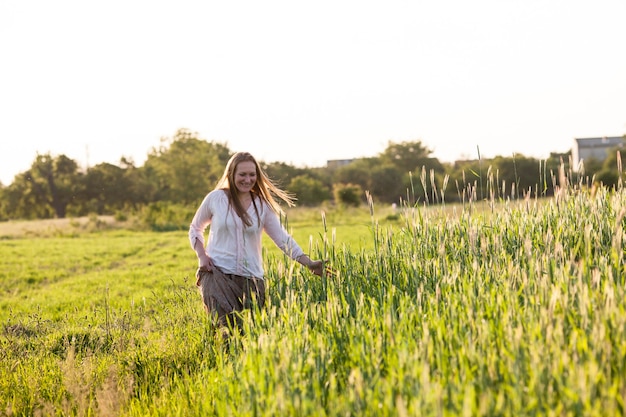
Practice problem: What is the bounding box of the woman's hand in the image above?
[298,255,332,277]
[194,240,215,271]
[307,260,325,277]
[198,253,215,271]
[195,255,215,286]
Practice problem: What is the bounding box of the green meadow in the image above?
[1,186,626,416]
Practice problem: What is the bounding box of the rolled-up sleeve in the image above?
[263,207,305,260]
[189,193,213,250]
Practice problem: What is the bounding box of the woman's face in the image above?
[233,160,257,195]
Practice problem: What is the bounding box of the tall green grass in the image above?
[2,179,626,416]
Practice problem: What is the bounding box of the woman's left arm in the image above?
[263,208,324,276]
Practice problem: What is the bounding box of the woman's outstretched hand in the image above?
[306,259,336,277]
[298,254,334,277]
[307,260,325,277]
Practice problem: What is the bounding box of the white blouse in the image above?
[189,189,305,278]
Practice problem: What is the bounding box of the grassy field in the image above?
[1,189,625,416]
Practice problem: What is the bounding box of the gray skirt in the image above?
[195,266,266,327]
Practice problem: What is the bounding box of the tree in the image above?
[333,158,379,192]
[0,184,6,220]
[542,151,572,194]
[262,162,308,189]
[3,153,82,218]
[491,154,542,198]
[142,129,231,204]
[379,140,444,175]
[79,162,132,214]
[595,147,626,188]
[287,175,331,206]
[370,165,403,203]
[1,173,43,219]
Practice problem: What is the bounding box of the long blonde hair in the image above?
[214,152,295,226]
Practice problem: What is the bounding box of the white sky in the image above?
[1,0,625,185]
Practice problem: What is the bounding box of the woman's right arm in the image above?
[189,193,215,270]
[192,238,214,270]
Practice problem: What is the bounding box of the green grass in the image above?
[1,191,626,416]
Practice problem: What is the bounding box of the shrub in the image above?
[333,183,362,207]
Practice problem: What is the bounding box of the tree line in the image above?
[1,128,624,222]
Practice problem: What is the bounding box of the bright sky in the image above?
[1,0,625,185]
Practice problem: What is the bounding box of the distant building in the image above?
[572,136,624,169]
[326,159,354,170]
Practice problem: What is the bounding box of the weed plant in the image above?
[1,168,626,416]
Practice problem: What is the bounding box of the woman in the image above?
[189,152,324,331]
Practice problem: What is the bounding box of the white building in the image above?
[572,136,624,169]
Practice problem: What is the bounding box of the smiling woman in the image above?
[188,151,325,334]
